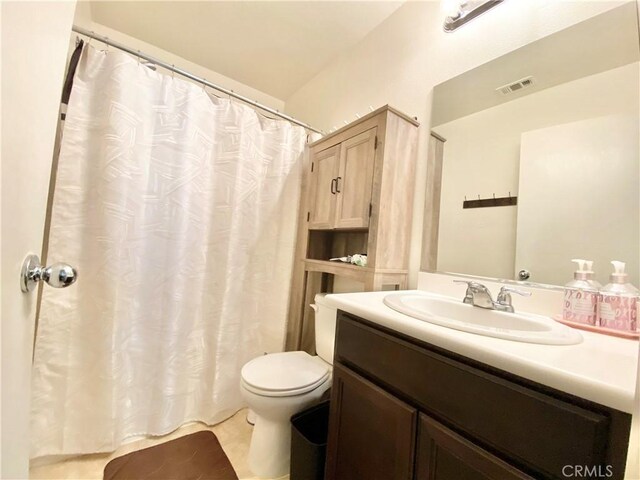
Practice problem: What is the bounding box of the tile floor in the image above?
[29,409,288,480]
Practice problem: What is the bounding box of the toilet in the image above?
[240,294,337,478]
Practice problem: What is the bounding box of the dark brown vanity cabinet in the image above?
[325,312,632,480]
[325,364,417,480]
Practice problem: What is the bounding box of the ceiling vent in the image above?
[496,76,534,95]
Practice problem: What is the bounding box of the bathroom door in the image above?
[515,115,639,286]
[1,2,76,476]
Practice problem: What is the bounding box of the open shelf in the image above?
[303,259,371,281]
[307,229,368,262]
[303,258,407,279]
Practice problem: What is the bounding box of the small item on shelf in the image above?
[598,261,639,333]
[562,259,600,325]
[329,254,367,267]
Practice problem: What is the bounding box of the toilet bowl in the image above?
[240,294,337,479]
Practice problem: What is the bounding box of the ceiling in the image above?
[89,1,404,100]
[431,1,640,127]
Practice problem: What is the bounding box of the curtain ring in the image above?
[136,50,141,65]
[87,31,94,47]
[103,37,109,54]
[171,65,175,79]
[229,89,234,102]
[202,78,207,92]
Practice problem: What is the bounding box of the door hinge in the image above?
[307,211,310,222]
[374,136,378,150]
[311,162,314,172]
[369,203,373,217]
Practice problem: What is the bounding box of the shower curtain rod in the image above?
[71,25,323,134]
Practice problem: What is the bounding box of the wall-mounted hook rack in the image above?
[463,192,517,209]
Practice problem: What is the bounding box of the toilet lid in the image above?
[241,351,330,394]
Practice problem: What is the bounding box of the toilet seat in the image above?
[241,351,330,397]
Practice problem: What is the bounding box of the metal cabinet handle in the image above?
[330,178,337,194]
[21,254,77,293]
[335,176,342,193]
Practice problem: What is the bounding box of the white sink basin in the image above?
[383,292,582,345]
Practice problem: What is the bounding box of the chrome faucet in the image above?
[454,280,531,313]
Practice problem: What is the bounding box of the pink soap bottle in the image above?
[598,261,639,332]
[563,259,600,325]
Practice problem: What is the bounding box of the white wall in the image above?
[1,1,77,476]
[72,4,285,111]
[284,0,629,287]
[435,63,639,281]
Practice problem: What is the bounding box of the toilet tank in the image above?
[313,293,337,365]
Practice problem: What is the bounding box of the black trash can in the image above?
[290,400,330,480]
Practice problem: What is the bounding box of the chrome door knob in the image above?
[518,269,531,281]
[21,254,78,293]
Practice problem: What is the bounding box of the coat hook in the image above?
[478,194,481,200]
[464,195,467,201]
[509,191,512,198]
[493,193,496,200]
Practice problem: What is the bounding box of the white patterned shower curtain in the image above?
[30,46,308,458]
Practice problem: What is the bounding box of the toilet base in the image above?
[246,409,256,425]
[248,416,292,478]
[242,378,331,478]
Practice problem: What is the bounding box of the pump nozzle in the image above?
[611,260,626,274]
[610,260,628,284]
[571,259,590,281]
[571,259,587,272]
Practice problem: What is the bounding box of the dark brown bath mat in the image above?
[103,430,238,480]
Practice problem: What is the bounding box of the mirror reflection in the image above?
[431,2,640,287]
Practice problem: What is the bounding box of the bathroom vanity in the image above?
[323,291,637,480]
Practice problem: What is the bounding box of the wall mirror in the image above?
[429,2,640,288]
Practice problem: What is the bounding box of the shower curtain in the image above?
[30,46,308,458]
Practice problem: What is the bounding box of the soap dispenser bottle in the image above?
[598,261,639,332]
[563,259,600,325]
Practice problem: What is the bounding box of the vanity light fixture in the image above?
[443,0,504,32]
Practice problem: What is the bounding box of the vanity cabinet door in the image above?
[416,414,534,480]
[334,127,377,229]
[308,145,340,229]
[325,363,417,480]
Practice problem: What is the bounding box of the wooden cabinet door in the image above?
[334,127,377,229]
[308,145,340,229]
[325,364,417,480]
[416,414,534,480]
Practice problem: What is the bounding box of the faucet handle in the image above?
[497,286,531,303]
[498,286,531,296]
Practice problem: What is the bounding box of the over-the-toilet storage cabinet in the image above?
[308,127,377,230]
[286,105,419,352]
